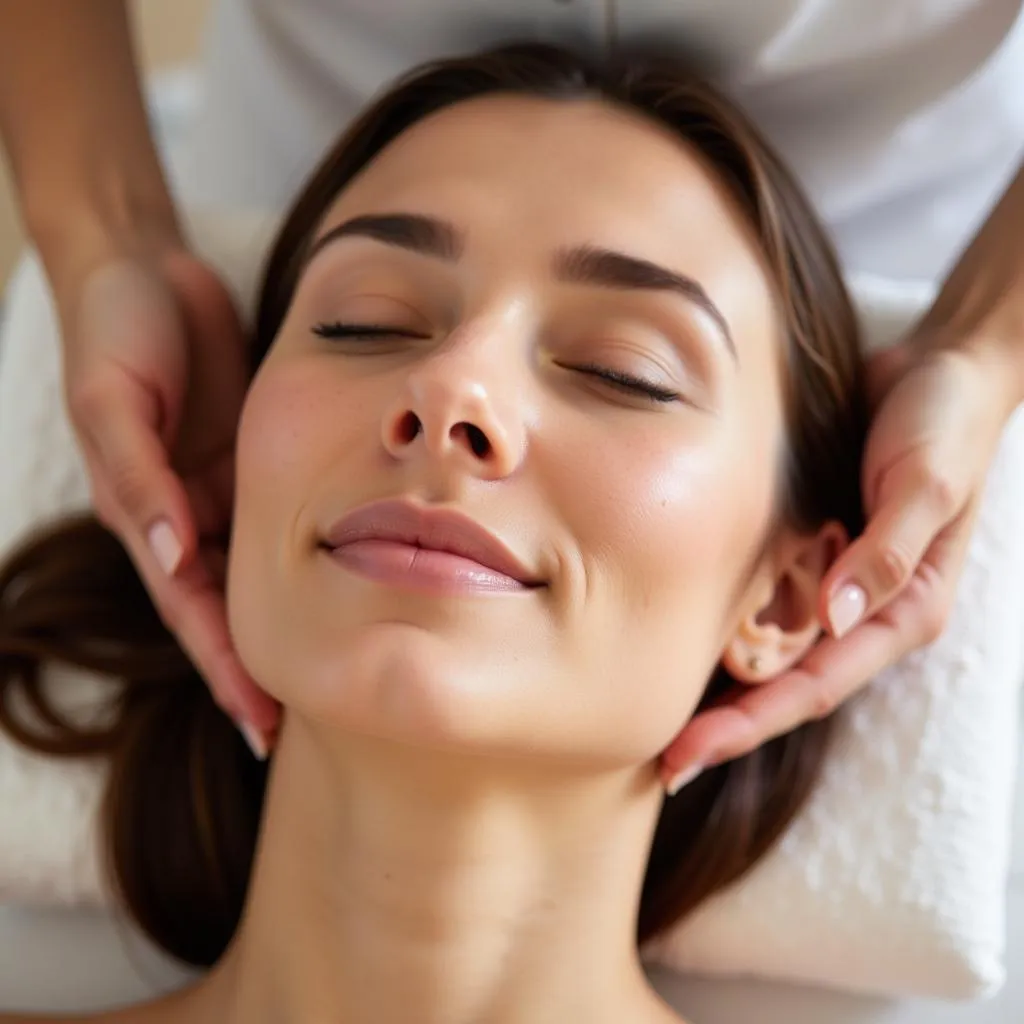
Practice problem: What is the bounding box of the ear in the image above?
[721,520,850,684]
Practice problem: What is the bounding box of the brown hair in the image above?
[0,43,867,967]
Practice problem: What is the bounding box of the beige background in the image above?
[0,0,212,289]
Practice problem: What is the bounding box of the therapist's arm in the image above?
[912,156,1024,404]
[0,0,182,289]
[0,1,280,756]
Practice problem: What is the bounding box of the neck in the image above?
[187,715,679,1024]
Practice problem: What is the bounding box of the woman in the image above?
[1,3,1017,775]
[0,43,867,1024]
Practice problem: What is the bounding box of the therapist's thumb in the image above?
[64,257,199,579]
[79,382,195,578]
[821,467,952,640]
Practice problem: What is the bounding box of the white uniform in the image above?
[179,0,1024,281]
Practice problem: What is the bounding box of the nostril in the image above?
[463,423,491,458]
[396,411,421,444]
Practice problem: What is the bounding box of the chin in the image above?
[260,620,545,755]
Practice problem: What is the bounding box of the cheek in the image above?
[227,357,370,685]
[574,423,773,601]
[556,413,780,748]
[233,361,326,543]
[589,436,752,627]
[233,352,384,521]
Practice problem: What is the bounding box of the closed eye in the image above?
[311,321,431,340]
[312,323,679,404]
[559,362,680,404]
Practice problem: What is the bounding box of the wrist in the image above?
[913,259,1024,415]
[24,173,183,322]
[914,158,1024,411]
[958,323,1024,419]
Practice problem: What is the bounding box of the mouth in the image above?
[319,498,546,594]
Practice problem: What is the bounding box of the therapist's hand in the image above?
[61,249,280,757]
[661,335,1020,788]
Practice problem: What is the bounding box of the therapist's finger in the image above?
[88,466,281,756]
[660,503,976,790]
[75,375,196,579]
[661,602,917,789]
[820,458,966,641]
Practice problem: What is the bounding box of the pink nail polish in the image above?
[828,582,866,638]
[238,720,268,761]
[148,519,183,576]
[665,763,703,796]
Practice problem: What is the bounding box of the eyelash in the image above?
[311,321,680,404]
[312,321,428,341]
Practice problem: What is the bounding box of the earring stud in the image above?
[748,654,763,673]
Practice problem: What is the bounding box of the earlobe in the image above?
[659,523,852,791]
[723,521,850,684]
[721,622,818,683]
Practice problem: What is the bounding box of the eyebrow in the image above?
[305,213,737,361]
[306,213,462,262]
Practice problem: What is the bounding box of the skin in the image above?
[2,95,848,1024]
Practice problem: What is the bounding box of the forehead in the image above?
[313,94,779,360]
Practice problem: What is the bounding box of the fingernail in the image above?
[148,519,183,576]
[238,720,268,761]
[665,763,704,797]
[828,582,867,639]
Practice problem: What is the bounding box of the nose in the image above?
[381,340,527,480]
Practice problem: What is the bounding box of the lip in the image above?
[320,499,545,591]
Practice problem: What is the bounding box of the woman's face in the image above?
[228,94,797,768]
